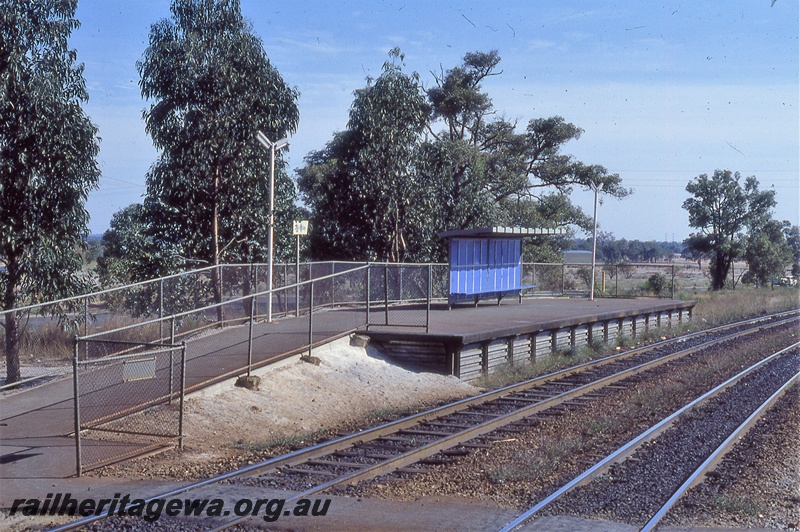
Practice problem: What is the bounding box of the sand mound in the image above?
[182,337,479,448]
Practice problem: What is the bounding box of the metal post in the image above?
[168,347,174,405]
[366,265,371,329]
[308,282,314,357]
[399,265,404,304]
[589,183,599,301]
[671,264,676,299]
[331,262,335,306]
[247,296,255,375]
[83,297,88,337]
[296,235,300,317]
[217,264,224,326]
[268,142,275,323]
[178,343,186,449]
[72,336,82,477]
[159,279,164,341]
[384,264,389,325]
[561,264,566,296]
[426,264,432,333]
[616,264,619,297]
[83,297,89,359]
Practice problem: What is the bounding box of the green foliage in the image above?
[1,0,100,383]
[783,224,800,277]
[742,220,793,287]
[137,0,300,276]
[97,204,171,286]
[298,50,630,262]
[647,273,668,295]
[572,232,675,263]
[298,50,429,261]
[682,170,777,290]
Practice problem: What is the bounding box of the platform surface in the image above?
[366,297,694,346]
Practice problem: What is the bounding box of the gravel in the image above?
[541,347,799,525]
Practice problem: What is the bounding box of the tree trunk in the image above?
[4,311,21,384]
[712,251,729,290]
[3,258,21,384]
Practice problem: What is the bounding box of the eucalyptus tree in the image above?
[1,0,100,383]
[742,219,793,287]
[297,49,429,262]
[421,52,628,260]
[299,50,628,263]
[683,170,777,290]
[138,0,299,305]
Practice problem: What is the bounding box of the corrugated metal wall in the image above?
[455,308,689,380]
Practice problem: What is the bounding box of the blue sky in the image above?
[71,0,799,241]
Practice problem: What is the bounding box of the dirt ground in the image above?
[98,336,480,477]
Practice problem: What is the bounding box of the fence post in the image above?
[366,265,371,329]
[331,262,335,306]
[671,264,675,299]
[168,346,174,405]
[247,296,255,375]
[561,264,566,296]
[384,263,389,326]
[426,264,432,333]
[83,297,89,359]
[159,279,164,341]
[399,265,404,303]
[616,264,619,297]
[72,336,82,477]
[83,297,89,337]
[178,342,186,449]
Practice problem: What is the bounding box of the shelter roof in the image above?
[440,227,567,239]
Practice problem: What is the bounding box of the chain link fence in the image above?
[73,340,185,475]
[3,260,728,391]
[522,261,724,298]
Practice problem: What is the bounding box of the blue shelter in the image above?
[441,227,565,308]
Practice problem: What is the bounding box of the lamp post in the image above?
[256,130,289,322]
[589,182,599,302]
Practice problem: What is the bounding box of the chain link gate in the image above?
[367,263,434,331]
[72,337,186,476]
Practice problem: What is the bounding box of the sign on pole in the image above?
[292,220,309,236]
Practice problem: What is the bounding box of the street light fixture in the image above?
[256,130,289,322]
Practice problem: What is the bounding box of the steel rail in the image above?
[498,341,800,532]
[48,312,798,531]
[641,368,800,532]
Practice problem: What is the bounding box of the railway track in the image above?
[500,341,800,531]
[50,310,799,531]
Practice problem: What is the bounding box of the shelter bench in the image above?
[448,284,535,309]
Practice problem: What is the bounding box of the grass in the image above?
[234,428,327,453]
[686,288,799,329]
[707,494,764,518]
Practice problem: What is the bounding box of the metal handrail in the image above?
[77,264,371,341]
[0,260,372,319]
